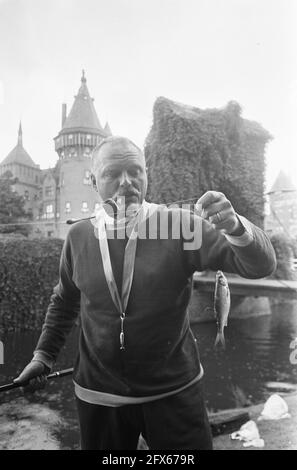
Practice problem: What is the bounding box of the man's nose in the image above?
[119,171,132,186]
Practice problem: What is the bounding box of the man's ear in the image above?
[91,174,97,191]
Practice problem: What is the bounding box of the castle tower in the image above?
[0,123,41,217]
[53,71,111,238]
[265,170,297,237]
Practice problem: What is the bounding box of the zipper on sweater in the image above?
[120,313,126,350]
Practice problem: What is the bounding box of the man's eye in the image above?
[129,168,141,177]
[103,169,117,178]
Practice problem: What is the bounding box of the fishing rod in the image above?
[0,367,74,393]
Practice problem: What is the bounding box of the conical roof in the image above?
[268,170,297,194]
[60,71,103,134]
[0,123,39,168]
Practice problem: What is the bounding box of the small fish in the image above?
[214,270,230,348]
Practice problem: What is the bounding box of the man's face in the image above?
[92,139,148,209]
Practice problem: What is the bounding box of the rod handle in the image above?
[0,367,74,393]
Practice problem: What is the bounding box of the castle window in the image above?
[65,202,71,213]
[69,147,77,157]
[45,186,54,197]
[86,134,91,140]
[84,147,91,157]
[35,175,38,183]
[45,204,54,219]
[69,134,73,140]
[94,202,100,211]
[81,202,89,213]
[83,169,91,185]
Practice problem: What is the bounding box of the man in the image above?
[14,136,276,450]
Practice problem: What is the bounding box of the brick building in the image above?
[0,72,112,238]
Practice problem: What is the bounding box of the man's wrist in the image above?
[31,359,51,375]
[223,214,254,247]
[227,216,245,236]
[32,351,55,371]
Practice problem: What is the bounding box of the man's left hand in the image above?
[195,191,245,236]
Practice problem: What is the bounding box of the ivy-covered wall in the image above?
[145,97,272,228]
[0,238,64,330]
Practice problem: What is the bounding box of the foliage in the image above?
[290,236,297,258]
[0,170,32,236]
[0,238,64,330]
[269,233,296,280]
[145,97,272,228]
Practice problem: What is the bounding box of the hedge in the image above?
[0,237,64,330]
[145,97,272,228]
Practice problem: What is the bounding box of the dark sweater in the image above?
[35,206,276,396]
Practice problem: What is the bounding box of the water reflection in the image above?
[1,299,297,449]
[194,300,297,412]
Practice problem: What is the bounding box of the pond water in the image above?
[0,299,297,449]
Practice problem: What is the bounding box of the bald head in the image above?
[91,136,144,174]
[90,136,148,206]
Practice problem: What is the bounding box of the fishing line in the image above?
[0,196,201,226]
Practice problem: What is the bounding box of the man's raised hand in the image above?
[195,191,244,235]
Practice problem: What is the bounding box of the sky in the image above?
[0,0,296,192]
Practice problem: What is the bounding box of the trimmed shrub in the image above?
[0,238,64,330]
[145,97,272,228]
